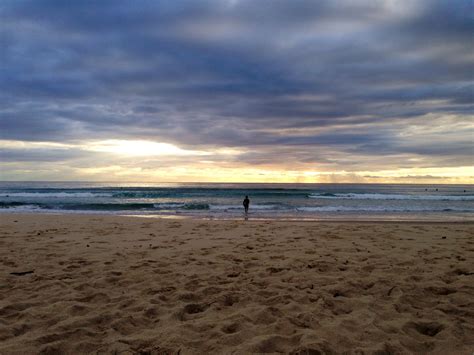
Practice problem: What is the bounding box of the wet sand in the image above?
[1,214,473,354]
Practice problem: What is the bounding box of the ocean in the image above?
[0,182,472,221]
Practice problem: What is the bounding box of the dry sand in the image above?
[0,214,473,354]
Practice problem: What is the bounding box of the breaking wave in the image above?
[308,193,474,201]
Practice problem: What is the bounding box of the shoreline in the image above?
[2,211,474,224]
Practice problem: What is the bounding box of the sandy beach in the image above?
[0,214,473,354]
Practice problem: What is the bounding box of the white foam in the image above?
[210,204,289,211]
[0,204,43,212]
[297,206,474,212]
[308,193,474,201]
[0,192,111,198]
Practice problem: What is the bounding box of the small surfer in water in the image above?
[243,195,250,214]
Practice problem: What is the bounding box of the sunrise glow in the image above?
[0,1,472,184]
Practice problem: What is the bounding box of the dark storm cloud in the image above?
[1,0,472,168]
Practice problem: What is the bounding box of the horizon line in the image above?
[0,180,472,186]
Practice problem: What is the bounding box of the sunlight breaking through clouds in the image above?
[0,0,472,183]
[86,140,210,157]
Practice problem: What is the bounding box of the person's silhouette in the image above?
[243,195,250,214]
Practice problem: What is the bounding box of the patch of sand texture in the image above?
[0,214,473,354]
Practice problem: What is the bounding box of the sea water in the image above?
[0,182,473,221]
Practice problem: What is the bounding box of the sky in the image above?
[1,0,473,183]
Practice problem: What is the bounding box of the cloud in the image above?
[0,0,472,180]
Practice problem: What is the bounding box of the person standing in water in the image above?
[243,195,250,214]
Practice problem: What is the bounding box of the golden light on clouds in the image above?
[0,139,472,184]
[86,140,209,157]
[73,165,474,184]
